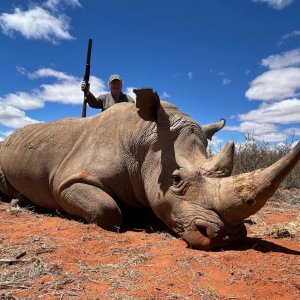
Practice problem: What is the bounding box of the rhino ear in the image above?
[202,118,226,141]
[134,88,160,121]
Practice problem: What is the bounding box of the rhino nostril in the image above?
[197,225,208,238]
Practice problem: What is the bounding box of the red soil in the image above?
[0,189,299,300]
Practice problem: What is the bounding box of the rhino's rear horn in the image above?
[202,118,226,140]
[201,141,234,177]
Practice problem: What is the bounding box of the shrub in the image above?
[231,138,300,189]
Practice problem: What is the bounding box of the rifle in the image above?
[81,38,93,118]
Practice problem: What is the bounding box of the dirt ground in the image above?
[0,188,299,300]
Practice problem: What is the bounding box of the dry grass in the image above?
[231,139,300,188]
[250,214,300,239]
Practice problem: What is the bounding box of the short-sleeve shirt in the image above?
[86,92,135,111]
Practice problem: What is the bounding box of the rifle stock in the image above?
[81,38,93,118]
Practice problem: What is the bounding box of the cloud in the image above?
[261,48,300,69]
[0,103,40,129]
[278,30,300,45]
[17,66,75,81]
[239,98,300,124]
[0,6,74,44]
[216,71,231,85]
[245,67,300,101]
[0,67,106,129]
[252,0,294,10]
[125,88,137,101]
[1,92,44,110]
[238,46,300,143]
[225,98,300,142]
[208,136,225,153]
[0,130,13,142]
[284,127,300,136]
[187,72,193,80]
[161,92,171,99]
[226,121,287,142]
[44,0,81,11]
[40,75,105,104]
[222,78,231,86]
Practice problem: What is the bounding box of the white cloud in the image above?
[226,121,287,142]
[1,92,44,110]
[0,68,106,129]
[239,98,300,124]
[261,48,300,69]
[284,127,300,136]
[187,72,193,80]
[252,0,294,10]
[278,30,300,45]
[227,121,277,135]
[0,103,40,129]
[27,68,76,81]
[222,78,231,86]
[0,130,13,142]
[208,136,224,153]
[45,0,81,11]
[215,71,231,86]
[40,75,105,105]
[245,67,300,101]
[161,91,171,99]
[0,6,74,44]
[225,98,300,143]
[171,73,181,79]
[237,46,300,143]
[125,88,137,101]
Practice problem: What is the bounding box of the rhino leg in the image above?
[0,166,19,201]
[59,183,123,229]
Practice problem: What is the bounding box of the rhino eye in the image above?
[172,175,181,185]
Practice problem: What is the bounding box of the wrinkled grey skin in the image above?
[0,89,299,250]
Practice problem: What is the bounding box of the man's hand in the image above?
[81,81,90,94]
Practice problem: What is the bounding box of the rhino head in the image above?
[133,89,300,250]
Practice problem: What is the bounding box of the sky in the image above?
[0,0,300,149]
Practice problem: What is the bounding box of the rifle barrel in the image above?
[82,38,93,118]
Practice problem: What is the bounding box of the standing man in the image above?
[81,74,135,111]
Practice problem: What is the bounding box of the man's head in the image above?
[108,74,123,97]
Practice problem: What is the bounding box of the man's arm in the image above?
[85,92,104,109]
[81,81,104,109]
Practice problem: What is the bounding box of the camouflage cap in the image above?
[109,74,122,83]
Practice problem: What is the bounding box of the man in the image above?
[81,74,135,111]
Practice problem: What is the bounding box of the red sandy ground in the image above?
[0,188,299,300]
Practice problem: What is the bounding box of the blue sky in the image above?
[0,0,300,148]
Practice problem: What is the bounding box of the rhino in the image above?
[0,89,299,250]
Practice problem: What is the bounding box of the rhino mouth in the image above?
[182,219,247,250]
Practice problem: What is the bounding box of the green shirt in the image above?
[86,92,135,111]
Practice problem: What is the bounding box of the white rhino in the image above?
[0,89,299,250]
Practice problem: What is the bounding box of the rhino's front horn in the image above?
[214,142,300,223]
[201,141,234,177]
